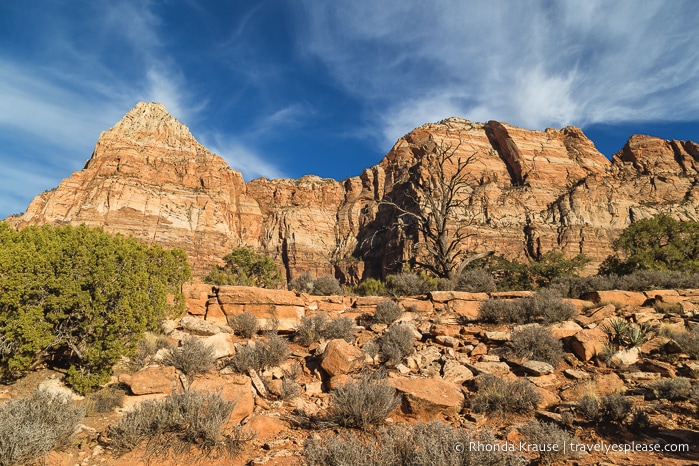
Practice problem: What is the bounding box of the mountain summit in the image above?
[9,102,699,280]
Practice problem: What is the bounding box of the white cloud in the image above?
[204,133,288,181]
[296,0,699,145]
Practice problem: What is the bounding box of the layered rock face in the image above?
[9,103,262,275]
[9,103,699,280]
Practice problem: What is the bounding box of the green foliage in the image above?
[601,214,699,275]
[477,252,589,290]
[204,247,282,288]
[351,278,387,297]
[0,223,190,393]
[0,390,85,466]
[603,318,652,349]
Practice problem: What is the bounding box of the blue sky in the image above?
[2,1,699,218]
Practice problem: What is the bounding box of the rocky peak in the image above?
[11,102,261,275]
[613,134,699,176]
[92,101,198,150]
[9,102,699,281]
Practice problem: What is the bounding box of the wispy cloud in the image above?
[296,0,699,146]
[203,133,288,181]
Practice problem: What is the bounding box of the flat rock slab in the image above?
[119,366,177,395]
[388,377,465,420]
[521,360,555,376]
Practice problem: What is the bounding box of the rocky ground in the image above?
[2,284,699,465]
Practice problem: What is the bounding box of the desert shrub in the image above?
[204,247,282,288]
[520,421,580,465]
[479,289,574,324]
[361,340,380,360]
[304,422,524,466]
[616,270,699,291]
[550,275,618,298]
[128,334,172,372]
[455,268,497,293]
[471,374,541,416]
[228,312,259,338]
[0,390,85,466]
[229,334,289,373]
[352,278,387,297]
[600,394,632,423]
[691,385,699,412]
[508,325,563,366]
[380,324,415,365]
[527,288,576,324]
[312,275,343,296]
[162,337,215,378]
[478,298,527,324]
[374,300,402,325]
[280,378,302,401]
[288,272,315,293]
[326,378,401,429]
[653,300,683,314]
[554,270,699,297]
[600,215,699,275]
[108,390,252,457]
[648,377,693,401]
[386,272,435,297]
[0,223,190,394]
[577,394,600,421]
[663,326,699,359]
[85,386,124,415]
[294,315,355,346]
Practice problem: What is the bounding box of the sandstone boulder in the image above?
[119,366,177,395]
[388,377,465,420]
[569,327,607,361]
[320,339,365,377]
[582,290,647,307]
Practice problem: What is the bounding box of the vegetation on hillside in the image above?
[204,247,282,288]
[600,214,699,275]
[0,223,190,393]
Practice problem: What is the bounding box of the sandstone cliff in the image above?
[9,103,699,281]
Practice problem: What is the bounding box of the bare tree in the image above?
[380,134,492,279]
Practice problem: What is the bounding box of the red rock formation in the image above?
[9,103,699,281]
[9,102,262,275]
